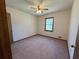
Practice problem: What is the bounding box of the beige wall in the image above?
[68,0,79,59]
[6,7,37,41]
[6,1,79,58]
[6,7,71,42]
[38,10,71,40]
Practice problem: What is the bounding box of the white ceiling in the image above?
[5,0,74,16]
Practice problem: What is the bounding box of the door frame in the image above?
[73,25,79,59]
[7,13,13,43]
[0,0,12,59]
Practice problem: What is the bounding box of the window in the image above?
[45,17,54,32]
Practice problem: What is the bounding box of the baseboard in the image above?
[13,34,38,43]
[37,34,67,41]
[66,42,70,59]
[13,34,67,43]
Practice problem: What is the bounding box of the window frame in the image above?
[45,17,54,32]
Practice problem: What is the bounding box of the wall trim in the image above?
[13,34,67,44]
[13,34,38,43]
[37,34,67,41]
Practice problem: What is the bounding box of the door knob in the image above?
[71,45,79,49]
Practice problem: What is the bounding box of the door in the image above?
[73,25,79,59]
[0,0,12,59]
[7,13,13,43]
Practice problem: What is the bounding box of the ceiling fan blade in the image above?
[30,6,37,9]
[42,8,48,10]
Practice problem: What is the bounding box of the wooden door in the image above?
[7,13,13,43]
[0,0,12,59]
[73,25,79,59]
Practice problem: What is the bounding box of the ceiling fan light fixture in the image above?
[36,10,42,14]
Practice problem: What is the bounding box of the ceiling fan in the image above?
[26,0,49,14]
[30,5,48,14]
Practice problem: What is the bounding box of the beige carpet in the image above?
[11,35,69,59]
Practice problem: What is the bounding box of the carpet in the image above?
[11,35,69,59]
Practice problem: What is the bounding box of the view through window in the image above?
[45,17,54,32]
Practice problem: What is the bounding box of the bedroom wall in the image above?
[6,7,71,42]
[38,9,71,40]
[6,7,37,41]
[68,0,79,59]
